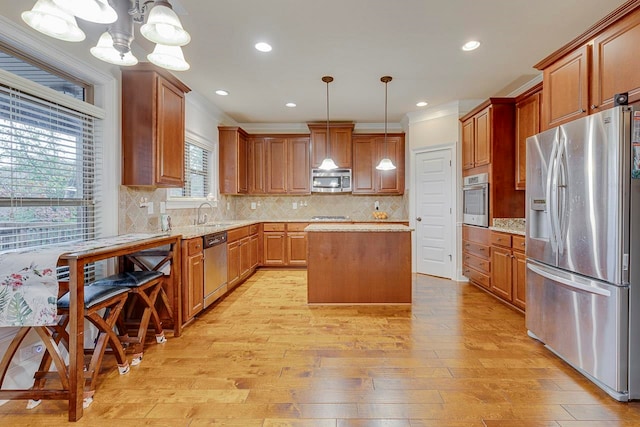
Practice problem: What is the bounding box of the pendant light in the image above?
[21,0,85,42]
[376,76,397,171]
[318,75,339,171]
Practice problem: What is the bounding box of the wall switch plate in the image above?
[251,202,257,210]
[147,203,154,215]
[292,202,298,209]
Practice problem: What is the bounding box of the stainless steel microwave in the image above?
[462,173,489,227]
[311,168,352,193]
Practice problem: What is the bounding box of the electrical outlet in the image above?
[20,344,44,361]
[292,202,298,210]
[374,201,380,210]
[159,201,166,213]
[147,203,154,215]
[251,202,257,210]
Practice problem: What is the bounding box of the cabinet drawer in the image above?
[512,235,526,252]
[490,232,512,248]
[227,226,249,242]
[463,240,490,259]
[287,222,309,232]
[249,224,259,235]
[462,225,490,245]
[464,266,491,289]
[463,252,490,274]
[263,223,286,232]
[186,237,203,256]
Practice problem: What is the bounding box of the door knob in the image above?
[416,217,422,222]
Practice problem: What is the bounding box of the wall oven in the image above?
[462,173,489,227]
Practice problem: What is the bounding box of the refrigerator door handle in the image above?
[555,131,568,255]
[546,134,560,254]
[527,262,612,297]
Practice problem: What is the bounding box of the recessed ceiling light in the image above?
[255,42,272,52]
[416,101,428,107]
[285,102,296,108]
[462,40,481,51]
[215,89,229,96]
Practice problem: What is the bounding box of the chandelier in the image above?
[21,0,191,71]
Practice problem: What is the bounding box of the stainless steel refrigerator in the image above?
[526,105,640,401]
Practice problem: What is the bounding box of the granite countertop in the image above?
[490,218,525,236]
[305,223,413,232]
[172,218,411,239]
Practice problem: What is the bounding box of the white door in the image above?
[415,149,454,278]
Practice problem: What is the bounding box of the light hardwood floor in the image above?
[2,270,640,426]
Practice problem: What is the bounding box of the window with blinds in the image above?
[0,78,100,250]
[168,140,211,199]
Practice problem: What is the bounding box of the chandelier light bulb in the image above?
[141,3,191,46]
[22,0,85,42]
[53,0,117,24]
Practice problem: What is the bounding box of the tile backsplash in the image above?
[119,186,408,234]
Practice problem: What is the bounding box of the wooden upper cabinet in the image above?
[536,4,640,129]
[352,134,405,195]
[474,108,491,166]
[461,119,474,169]
[287,137,311,194]
[592,9,640,111]
[542,45,590,129]
[265,138,287,194]
[219,127,248,194]
[259,136,310,195]
[122,63,190,187]
[515,84,542,190]
[248,137,266,194]
[308,123,354,168]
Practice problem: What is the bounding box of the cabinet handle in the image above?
[465,243,470,247]
[581,109,587,113]
[591,104,598,110]
[479,247,485,251]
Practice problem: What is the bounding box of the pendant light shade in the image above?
[147,44,190,71]
[376,75,397,171]
[319,75,339,171]
[90,31,139,66]
[140,2,191,46]
[53,0,117,24]
[22,0,85,42]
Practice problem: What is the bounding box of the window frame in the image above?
[166,129,218,209]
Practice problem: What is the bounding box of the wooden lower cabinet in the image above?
[227,239,241,289]
[462,225,491,290]
[227,225,259,289]
[182,237,204,323]
[262,223,308,267]
[490,232,526,311]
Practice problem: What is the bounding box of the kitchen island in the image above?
[305,223,412,304]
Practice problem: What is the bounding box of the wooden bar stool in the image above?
[1,285,131,409]
[93,270,166,366]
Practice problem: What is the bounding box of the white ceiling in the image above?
[0,0,629,125]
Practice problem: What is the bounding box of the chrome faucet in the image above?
[196,202,213,225]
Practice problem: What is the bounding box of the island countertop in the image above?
[305,223,413,232]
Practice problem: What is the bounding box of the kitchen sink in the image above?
[311,215,350,220]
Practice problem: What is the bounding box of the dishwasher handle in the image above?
[203,231,227,248]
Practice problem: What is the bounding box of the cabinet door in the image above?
[240,237,251,278]
[542,45,590,130]
[474,108,490,166]
[462,119,474,170]
[184,252,203,321]
[515,92,541,190]
[248,137,266,194]
[266,138,287,194]
[219,127,249,194]
[331,126,353,168]
[352,137,375,193]
[490,246,513,301]
[592,11,640,111]
[227,240,241,288]
[287,232,307,266]
[377,135,404,194]
[156,77,185,187]
[287,137,311,194]
[512,250,527,310]
[237,132,249,193]
[249,234,259,270]
[263,232,286,266]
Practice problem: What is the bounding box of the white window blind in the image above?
[0,83,101,250]
[168,140,211,199]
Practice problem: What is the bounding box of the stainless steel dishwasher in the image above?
[203,231,228,308]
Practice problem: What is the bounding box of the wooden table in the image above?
[306,223,412,304]
[0,234,182,421]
